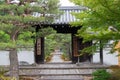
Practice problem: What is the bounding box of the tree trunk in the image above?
[9,48,19,80]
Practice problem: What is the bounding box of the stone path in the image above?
[50,50,64,63]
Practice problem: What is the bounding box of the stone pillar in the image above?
[35,37,45,64]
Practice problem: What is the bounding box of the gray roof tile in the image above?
[53,6,86,24]
[31,6,86,25]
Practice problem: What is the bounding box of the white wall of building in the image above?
[93,49,118,65]
[0,51,10,65]
[0,50,118,65]
[18,51,35,64]
[0,50,35,65]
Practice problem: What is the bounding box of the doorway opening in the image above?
[45,33,72,63]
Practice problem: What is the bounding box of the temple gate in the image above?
[33,6,93,64]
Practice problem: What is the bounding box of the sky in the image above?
[60,0,75,6]
[11,0,75,6]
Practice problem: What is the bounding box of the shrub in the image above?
[0,66,16,80]
[45,53,53,62]
[61,53,70,61]
[109,65,120,80]
[92,69,111,80]
[20,77,34,80]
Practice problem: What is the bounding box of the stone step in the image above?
[39,75,84,80]
[20,67,102,69]
[38,78,84,80]
[21,76,84,80]
[20,73,91,76]
[19,63,108,69]
[19,69,95,76]
[18,63,109,78]
[6,63,109,80]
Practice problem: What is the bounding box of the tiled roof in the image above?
[53,6,86,24]
[30,6,86,25]
[33,6,84,33]
[31,6,86,25]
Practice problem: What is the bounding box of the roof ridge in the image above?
[59,6,86,10]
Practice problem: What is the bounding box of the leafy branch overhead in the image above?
[0,0,60,79]
[70,0,120,53]
[36,27,56,37]
[0,0,60,49]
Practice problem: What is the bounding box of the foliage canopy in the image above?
[70,0,120,53]
[0,0,60,49]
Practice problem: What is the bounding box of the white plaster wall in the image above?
[0,51,10,65]
[0,50,35,65]
[0,49,118,65]
[93,49,118,65]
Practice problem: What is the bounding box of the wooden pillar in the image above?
[79,40,93,62]
[71,34,93,63]
[35,37,45,64]
[100,40,103,64]
[72,34,79,63]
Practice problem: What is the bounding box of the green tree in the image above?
[0,0,60,79]
[70,0,120,53]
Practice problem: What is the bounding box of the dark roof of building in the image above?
[31,6,86,25]
[34,6,85,33]
[53,6,86,24]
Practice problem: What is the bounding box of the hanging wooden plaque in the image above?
[37,38,41,55]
